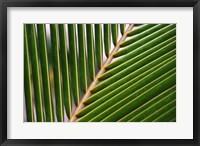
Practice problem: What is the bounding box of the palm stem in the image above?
[70,24,134,122]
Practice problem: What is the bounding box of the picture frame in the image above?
[0,0,199,145]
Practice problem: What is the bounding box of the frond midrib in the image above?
[69,24,135,122]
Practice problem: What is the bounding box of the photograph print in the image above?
[24,24,176,122]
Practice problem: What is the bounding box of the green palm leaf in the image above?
[50,24,64,122]
[68,24,80,106]
[37,24,54,122]
[58,24,72,119]
[104,24,111,57]
[24,23,176,122]
[111,24,118,46]
[24,25,35,122]
[77,24,88,93]
[26,24,44,122]
[119,86,175,122]
[86,24,96,81]
[120,24,125,35]
[95,24,103,69]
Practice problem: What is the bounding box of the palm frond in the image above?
[24,23,176,122]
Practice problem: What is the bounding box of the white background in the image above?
[7,7,193,139]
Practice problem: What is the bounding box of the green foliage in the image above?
[37,24,54,122]
[50,24,64,122]
[86,24,96,81]
[59,24,72,119]
[111,24,118,46]
[26,24,44,122]
[24,24,176,122]
[77,24,88,93]
[95,24,103,69]
[68,24,80,106]
[104,24,111,57]
[24,25,35,122]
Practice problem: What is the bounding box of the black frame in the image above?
[0,0,199,145]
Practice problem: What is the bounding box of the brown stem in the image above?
[69,24,134,122]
